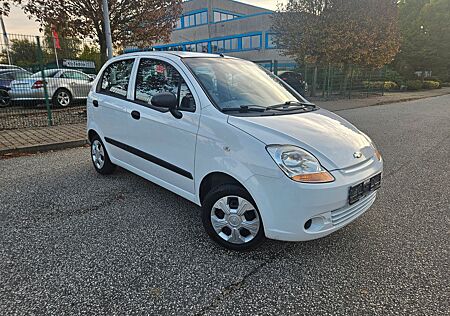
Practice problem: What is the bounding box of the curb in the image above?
[323,91,450,112]
[0,139,88,156]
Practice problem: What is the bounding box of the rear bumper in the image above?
[10,88,45,101]
[244,157,383,241]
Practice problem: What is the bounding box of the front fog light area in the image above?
[304,216,327,232]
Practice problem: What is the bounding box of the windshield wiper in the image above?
[267,100,316,110]
[221,105,268,113]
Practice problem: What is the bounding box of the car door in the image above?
[61,70,93,98]
[90,58,136,163]
[125,57,200,195]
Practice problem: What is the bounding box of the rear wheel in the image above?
[91,135,116,175]
[0,89,10,107]
[201,184,265,251]
[53,88,72,107]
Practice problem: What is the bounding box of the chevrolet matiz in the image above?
[87,52,382,250]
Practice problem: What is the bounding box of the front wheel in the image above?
[201,184,265,251]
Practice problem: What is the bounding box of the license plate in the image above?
[348,173,381,205]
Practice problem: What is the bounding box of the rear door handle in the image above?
[131,110,140,120]
[92,100,99,107]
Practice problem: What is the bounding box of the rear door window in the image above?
[97,59,135,98]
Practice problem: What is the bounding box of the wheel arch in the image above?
[52,87,73,100]
[87,129,99,144]
[198,172,251,206]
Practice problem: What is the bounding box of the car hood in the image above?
[227,108,376,170]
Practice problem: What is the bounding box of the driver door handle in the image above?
[131,110,140,120]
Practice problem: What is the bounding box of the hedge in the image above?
[406,80,423,90]
[364,81,399,91]
[422,80,441,89]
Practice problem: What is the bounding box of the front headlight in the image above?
[362,133,382,162]
[266,145,334,183]
[372,143,382,161]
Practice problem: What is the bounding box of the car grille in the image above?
[331,192,376,226]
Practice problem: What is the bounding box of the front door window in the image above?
[134,59,195,112]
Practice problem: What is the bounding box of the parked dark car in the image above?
[279,71,308,96]
[0,69,32,107]
[0,64,25,71]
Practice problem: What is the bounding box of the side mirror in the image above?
[151,92,182,119]
[88,76,95,82]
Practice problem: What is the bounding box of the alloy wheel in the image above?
[57,91,70,106]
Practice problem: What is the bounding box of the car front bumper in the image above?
[244,157,383,241]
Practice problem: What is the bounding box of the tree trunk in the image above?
[98,33,107,65]
[311,65,318,97]
[342,63,351,96]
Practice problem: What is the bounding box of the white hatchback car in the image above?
[87,52,382,250]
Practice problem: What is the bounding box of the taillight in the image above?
[31,80,46,89]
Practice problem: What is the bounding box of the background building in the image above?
[151,0,294,70]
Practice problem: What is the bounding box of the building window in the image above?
[242,36,250,50]
[241,34,262,50]
[178,10,208,29]
[167,45,183,51]
[251,35,261,49]
[175,18,181,29]
[213,10,240,22]
[266,33,277,49]
[214,11,221,22]
[198,11,208,24]
[185,43,196,52]
[196,42,209,53]
[154,33,263,54]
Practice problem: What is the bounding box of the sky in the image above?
[2,1,287,36]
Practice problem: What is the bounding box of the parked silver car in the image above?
[9,69,94,107]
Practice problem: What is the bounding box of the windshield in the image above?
[183,58,308,110]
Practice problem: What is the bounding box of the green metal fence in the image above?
[255,60,387,99]
[0,33,100,130]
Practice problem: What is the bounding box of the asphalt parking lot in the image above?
[1,95,449,315]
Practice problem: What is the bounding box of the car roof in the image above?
[122,51,228,59]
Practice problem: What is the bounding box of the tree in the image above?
[273,0,400,68]
[394,0,450,80]
[78,45,102,72]
[0,38,38,67]
[0,0,11,16]
[11,0,182,63]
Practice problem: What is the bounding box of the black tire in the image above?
[90,135,116,175]
[0,89,11,107]
[201,184,265,251]
[52,88,72,107]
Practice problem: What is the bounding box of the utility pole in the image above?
[0,16,11,65]
[102,0,113,59]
